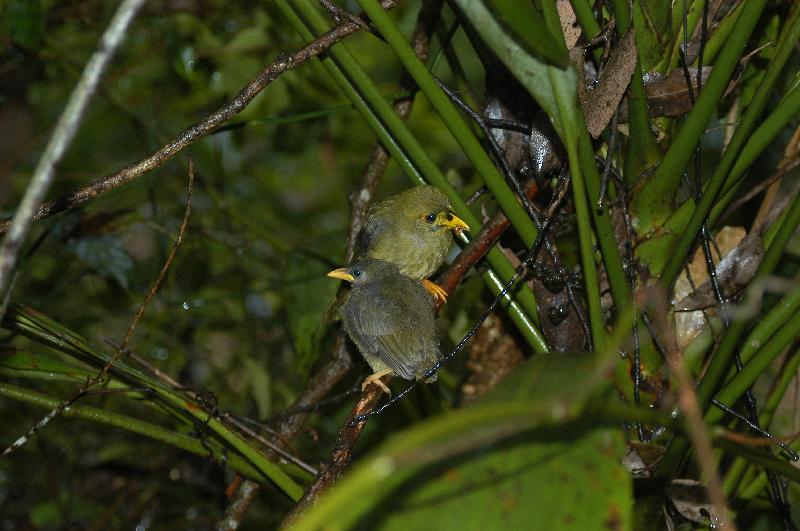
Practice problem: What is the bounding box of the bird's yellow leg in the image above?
[422,279,448,304]
[362,369,393,395]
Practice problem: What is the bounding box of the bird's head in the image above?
[326,259,400,286]
[399,185,470,236]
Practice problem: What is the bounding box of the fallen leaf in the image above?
[673,226,746,349]
[580,28,638,138]
[675,233,764,311]
[557,0,581,49]
[643,67,714,117]
[667,479,723,526]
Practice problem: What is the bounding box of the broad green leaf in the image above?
[293,352,632,530]
[374,428,628,531]
[4,0,46,50]
[66,235,134,289]
[280,249,338,376]
[243,355,272,419]
[484,0,568,67]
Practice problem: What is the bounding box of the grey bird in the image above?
[327,258,440,394]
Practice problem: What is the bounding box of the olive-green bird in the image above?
[352,185,469,302]
[327,258,440,394]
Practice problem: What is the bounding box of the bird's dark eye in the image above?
[425,213,437,223]
[352,268,362,278]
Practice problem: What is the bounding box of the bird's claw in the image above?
[422,279,448,304]
[362,369,393,396]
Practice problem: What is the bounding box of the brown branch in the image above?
[0,0,399,236]
[436,178,540,304]
[281,375,389,527]
[319,0,372,33]
[218,478,260,531]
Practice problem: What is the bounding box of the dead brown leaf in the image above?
[675,232,764,311]
[643,66,714,117]
[557,0,581,49]
[673,226,747,349]
[580,27,638,138]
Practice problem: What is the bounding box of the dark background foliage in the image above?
[1,0,799,529]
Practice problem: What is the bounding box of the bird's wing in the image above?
[341,295,413,379]
[374,327,439,381]
[346,286,438,380]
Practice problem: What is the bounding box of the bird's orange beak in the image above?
[437,212,470,235]
[326,268,355,283]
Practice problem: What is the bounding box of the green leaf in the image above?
[30,500,61,528]
[5,0,46,50]
[293,351,634,530]
[243,355,272,419]
[632,0,672,72]
[483,0,568,67]
[280,249,338,375]
[0,347,94,382]
[66,235,134,289]
[374,428,628,531]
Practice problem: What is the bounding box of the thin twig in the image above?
[0,0,145,318]
[280,376,389,526]
[721,157,800,222]
[711,399,799,460]
[218,479,260,531]
[220,413,319,476]
[319,0,371,32]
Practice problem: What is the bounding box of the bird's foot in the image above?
[362,369,393,395]
[422,279,448,304]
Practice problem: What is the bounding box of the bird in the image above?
[326,258,440,394]
[352,185,469,303]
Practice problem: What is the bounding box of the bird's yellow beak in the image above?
[327,268,355,283]
[436,212,470,235]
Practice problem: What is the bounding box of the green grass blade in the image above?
[2,305,305,500]
[633,0,768,230]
